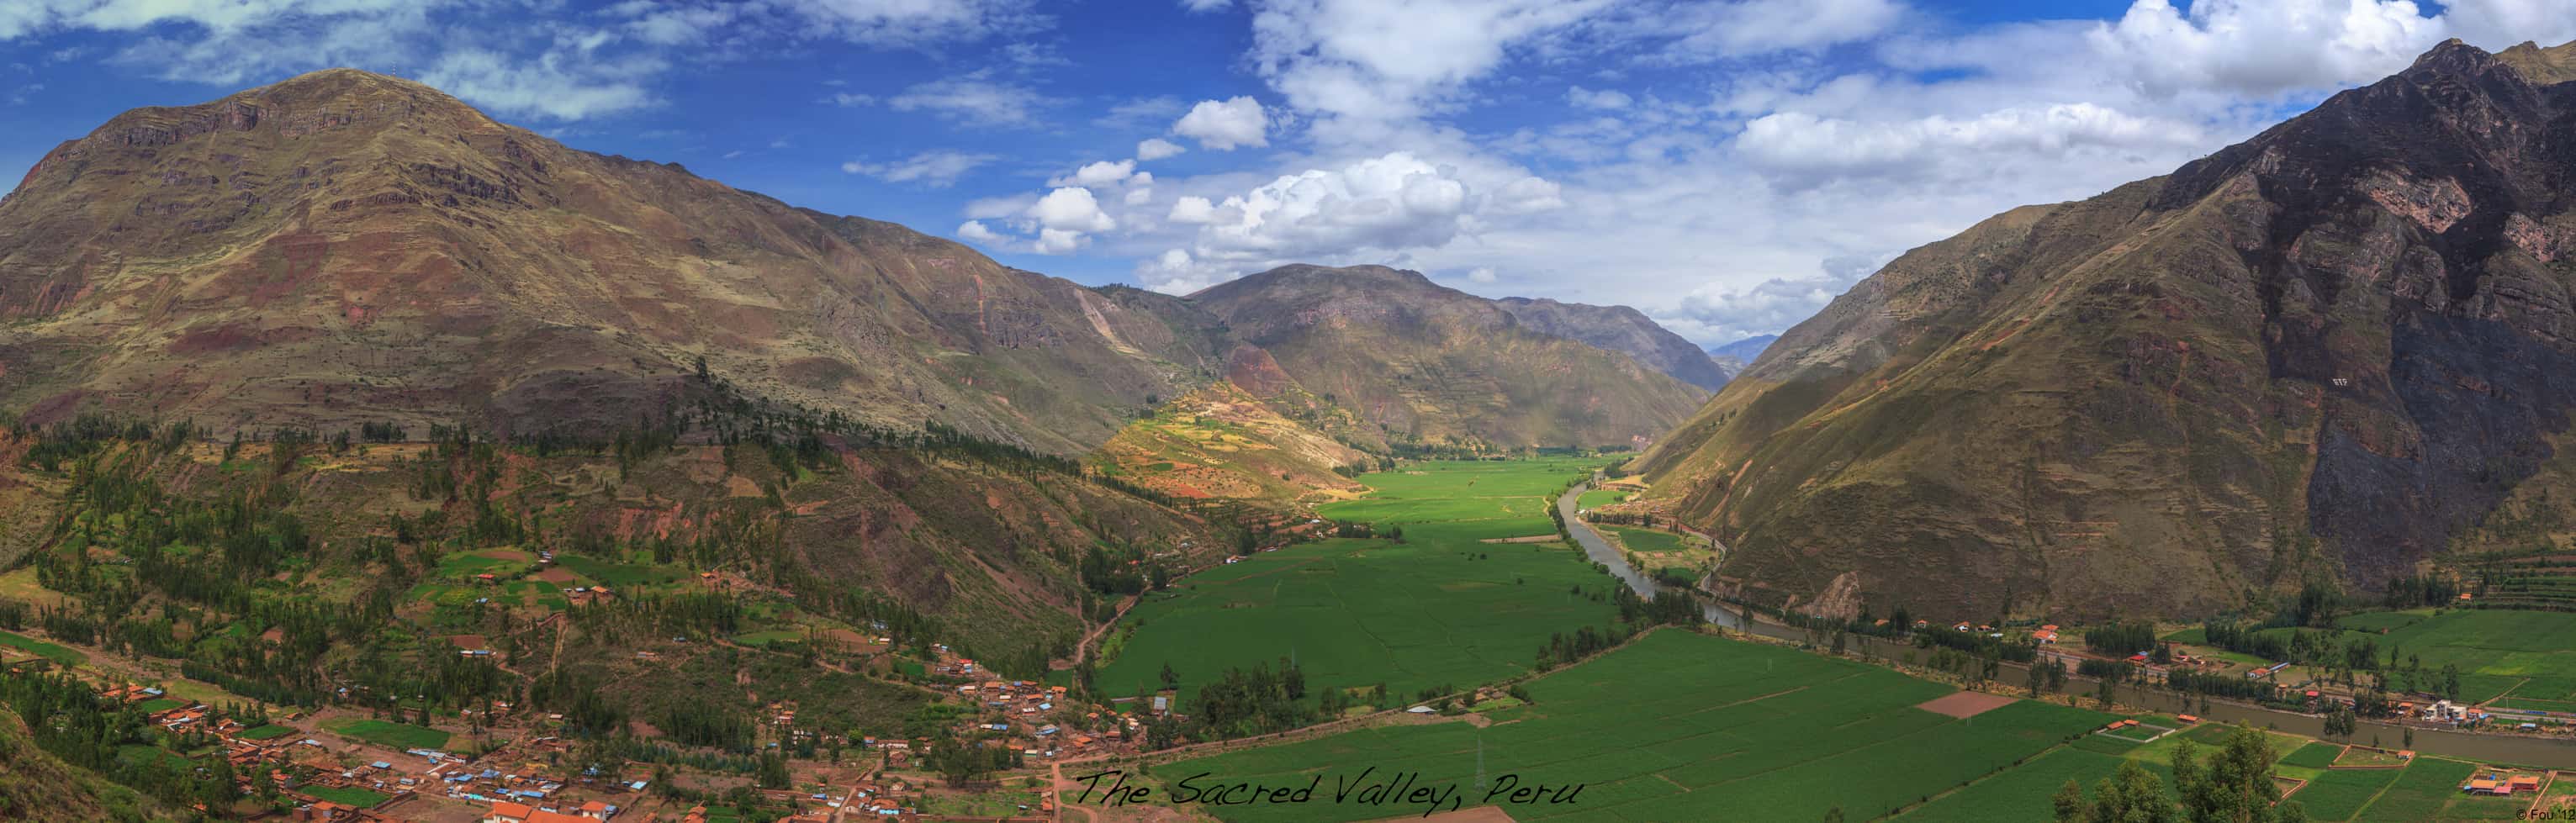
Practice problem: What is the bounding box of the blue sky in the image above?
[4,0,2572,346]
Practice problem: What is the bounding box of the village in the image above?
[0,626,1190,823]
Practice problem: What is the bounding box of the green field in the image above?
[135,698,185,714]
[322,718,451,750]
[301,785,389,807]
[1602,526,1685,553]
[1163,630,2118,822]
[2258,609,2576,703]
[235,724,295,741]
[0,630,88,665]
[1099,458,1615,705]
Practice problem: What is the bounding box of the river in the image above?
[1549,482,2576,768]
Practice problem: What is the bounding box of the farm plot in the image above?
[1160,630,2116,823]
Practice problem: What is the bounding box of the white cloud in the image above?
[956,219,1006,243]
[1135,151,1577,292]
[1565,86,1631,109]
[828,92,876,107]
[1136,137,1187,161]
[1049,159,1138,188]
[1181,0,1234,12]
[887,71,1051,126]
[1029,187,1117,233]
[0,0,1050,124]
[842,150,999,187]
[1033,227,1087,254]
[1651,0,1907,62]
[1465,266,1498,283]
[1735,103,2210,188]
[1124,186,1156,206]
[1172,96,1272,150]
[1246,0,1611,121]
[2083,0,2448,98]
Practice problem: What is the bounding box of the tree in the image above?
[1160,662,1179,689]
[2054,760,2173,823]
[1823,806,1845,823]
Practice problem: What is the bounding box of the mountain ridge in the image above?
[1637,38,2576,620]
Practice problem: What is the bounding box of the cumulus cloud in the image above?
[1134,151,1572,292]
[1048,159,1139,188]
[1029,187,1118,233]
[1246,0,1608,121]
[2084,0,2447,98]
[955,219,1006,244]
[1136,137,1187,161]
[842,150,998,187]
[1173,96,1271,150]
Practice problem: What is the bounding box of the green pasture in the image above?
[1165,630,2118,823]
[1096,527,1620,705]
[1603,526,1686,553]
[0,630,88,666]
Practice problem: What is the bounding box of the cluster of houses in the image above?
[945,678,1140,760]
[481,799,618,822]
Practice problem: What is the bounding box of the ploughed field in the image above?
[1096,457,1614,705]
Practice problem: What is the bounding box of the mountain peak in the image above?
[2497,39,2576,85]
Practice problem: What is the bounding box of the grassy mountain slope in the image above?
[0,714,163,823]
[1639,39,2576,620]
[1495,297,1732,389]
[1193,264,1709,452]
[0,68,1217,455]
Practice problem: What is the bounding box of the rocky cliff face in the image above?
[1637,39,2576,620]
[1495,297,1731,390]
[0,69,1217,454]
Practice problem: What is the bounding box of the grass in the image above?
[1100,459,1617,706]
[321,718,451,750]
[1603,526,1686,553]
[2345,757,2478,821]
[301,785,389,807]
[2280,741,2344,770]
[235,724,295,741]
[2288,767,2403,821]
[0,630,88,665]
[135,698,186,714]
[1161,630,2118,823]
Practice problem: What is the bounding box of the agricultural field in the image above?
[1098,458,1616,705]
[1156,630,2121,823]
[300,785,389,807]
[1093,527,1621,704]
[0,630,89,666]
[2160,606,2576,704]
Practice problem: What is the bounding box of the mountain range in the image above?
[1638,38,2576,620]
[0,69,1711,467]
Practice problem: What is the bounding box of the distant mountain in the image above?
[1703,335,1778,372]
[1637,39,2576,621]
[1493,298,1730,390]
[1192,264,1709,452]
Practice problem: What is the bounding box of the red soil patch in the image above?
[534,568,576,584]
[444,635,489,651]
[1918,690,2016,719]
